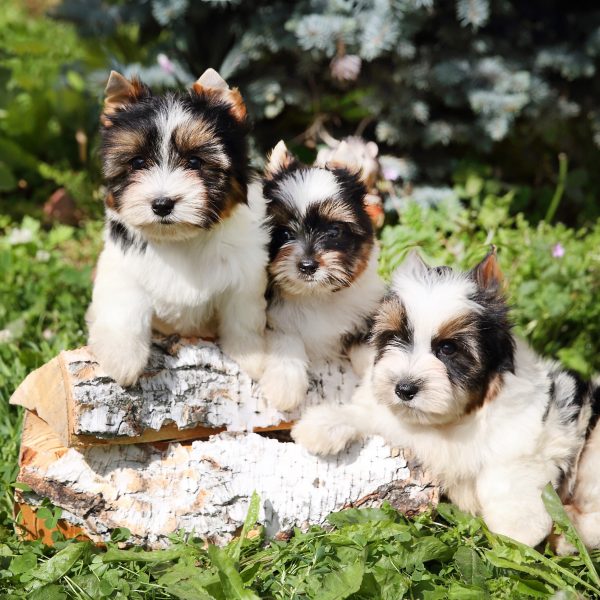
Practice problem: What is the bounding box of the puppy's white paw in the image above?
[292,405,360,455]
[233,352,265,381]
[485,511,552,548]
[259,362,308,411]
[220,334,266,380]
[89,328,150,387]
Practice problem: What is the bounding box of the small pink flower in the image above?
[552,243,565,258]
[382,165,401,181]
[157,53,175,75]
[330,54,361,82]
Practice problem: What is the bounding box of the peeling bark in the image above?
[11,336,359,447]
[17,413,438,548]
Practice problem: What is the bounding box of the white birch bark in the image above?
[11,336,359,446]
[18,413,438,548]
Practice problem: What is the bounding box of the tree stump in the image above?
[11,336,439,547]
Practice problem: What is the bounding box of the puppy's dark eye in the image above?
[326,224,342,239]
[130,156,146,170]
[281,229,295,242]
[275,228,295,245]
[436,340,458,357]
[187,156,202,170]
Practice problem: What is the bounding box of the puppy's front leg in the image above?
[476,465,554,547]
[219,277,267,380]
[259,329,309,411]
[292,381,395,455]
[88,264,152,387]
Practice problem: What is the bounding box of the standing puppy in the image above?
[88,69,268,386]
[293,249,600,549]
[259,141,385,411]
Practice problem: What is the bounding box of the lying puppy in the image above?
[293,248,600,549]
[259,141,385,411]
[87,69,268,386]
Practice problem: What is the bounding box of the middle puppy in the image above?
[259,141,384,411]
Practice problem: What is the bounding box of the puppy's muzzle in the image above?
[152,196,176,217]
[395,381,420,401]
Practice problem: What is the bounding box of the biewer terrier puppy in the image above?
[87,69,268,386]
[293,249,600,550]
[259,141,385,411]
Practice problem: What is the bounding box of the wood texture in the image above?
[10,336,358,447]
[16,412,438,548]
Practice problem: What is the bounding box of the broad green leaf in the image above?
[159,563,220,600]
[488,531,600,597]
[411,536,453,564]
[102,546,187,563]
[327,506,397,527]
[208,545,260,600]
[29,543,85,587]
[28,584,67,600]
[10,552,37,574]
[447,582,487,599]
[317,559,365,600]
[542,482,600,588]
[164,579,216,600]
[370,557,410,599]
[484,550,565,588]
[453,546,488,586]
[436,503,482,533]
[229,491,260,564]
[71,573,101,598]
[109,527,131,543]
[514,578,554,597]
[11,482,31,492]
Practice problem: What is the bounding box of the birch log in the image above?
[16,412,438,548]
[10,336,359,447]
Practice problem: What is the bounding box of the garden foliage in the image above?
[55,0,600,224]
[0,489,599,598]
[0,1,102,219]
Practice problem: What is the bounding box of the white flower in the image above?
[8,228,33,245]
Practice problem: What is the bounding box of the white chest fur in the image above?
[88,185,269,386]
[95,193,268,335]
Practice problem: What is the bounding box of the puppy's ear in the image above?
[470,246,503,291]
[395,249,429,280]
[365,140,379,159]
[192,68,247,122]
[324,141,377,187]
[102,71,150,126]
[325,141,356,169]
[265,140,296,178]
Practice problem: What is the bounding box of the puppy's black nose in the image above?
[395,382,420,401]
[298,258,319,275]
[152,197,175,217]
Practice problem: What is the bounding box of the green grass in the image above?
[0,178,599,598]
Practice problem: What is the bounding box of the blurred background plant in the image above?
[0,0,105,222]
[50,0,600,226]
